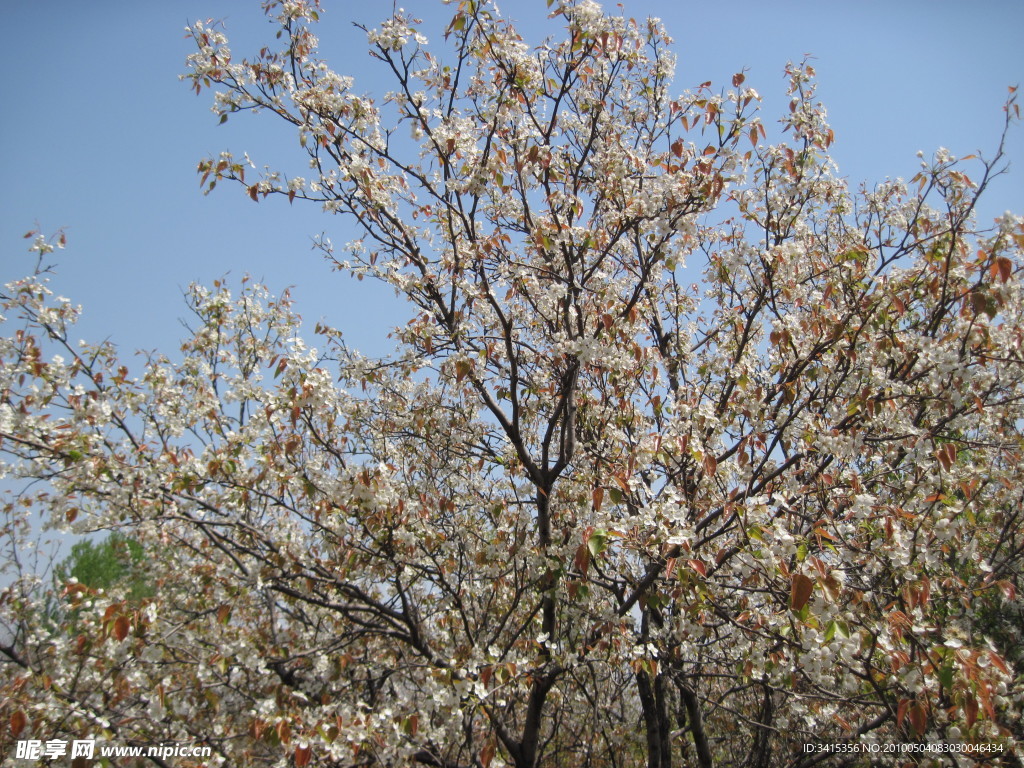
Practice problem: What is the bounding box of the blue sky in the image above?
[2,0,1022,361]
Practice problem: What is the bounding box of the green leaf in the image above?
[587,529,608,557]
[937,661,954,690]
[824,620,849,642]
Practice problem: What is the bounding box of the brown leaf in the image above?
[592,486,604,512]
[10,710,26,738]
[113,615,130,641]
[908,701,927,736]
[790,574,814,611]
[896,698,910,728]
[702,452,717,476]
[988,650,1010,675]
[965,695,979,728]
[970,290,988,315]
[997,256,1013,283]
[574,543,590,578]
[276,719,291,745]
[997,579,1017,600]
[480,742,496,768]
[935,443,956,471]
[294,745,312,767]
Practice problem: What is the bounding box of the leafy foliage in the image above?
[2,1,1023,767]
[54,534,151,601]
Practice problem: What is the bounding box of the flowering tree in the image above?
[2,1,1023,766]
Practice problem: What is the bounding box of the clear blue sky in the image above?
[3,0,1022,360]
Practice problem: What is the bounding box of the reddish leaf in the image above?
[980,683,997,719]
[965,695,979,728]
[10,710,26,737]
[934,443,956,471]
[908,701,927,736]
[997,256,1013,283]
[732,72,745,88]
[480,742,496,768]
[687,559,706,578]
[276,719,291,745]
[811,526,837,542]
[988,650,1010,675]
[574,543,590,578]
[997,580,1017,601]
[248,185,259,202]
[970,291,988,315]
[592,486,604,512]
[790,574,814,611]
[896,698,910,728]
[702,453,717,476]
[918,576,930,608]
[113,615,130,642]
[294,745,312,767]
